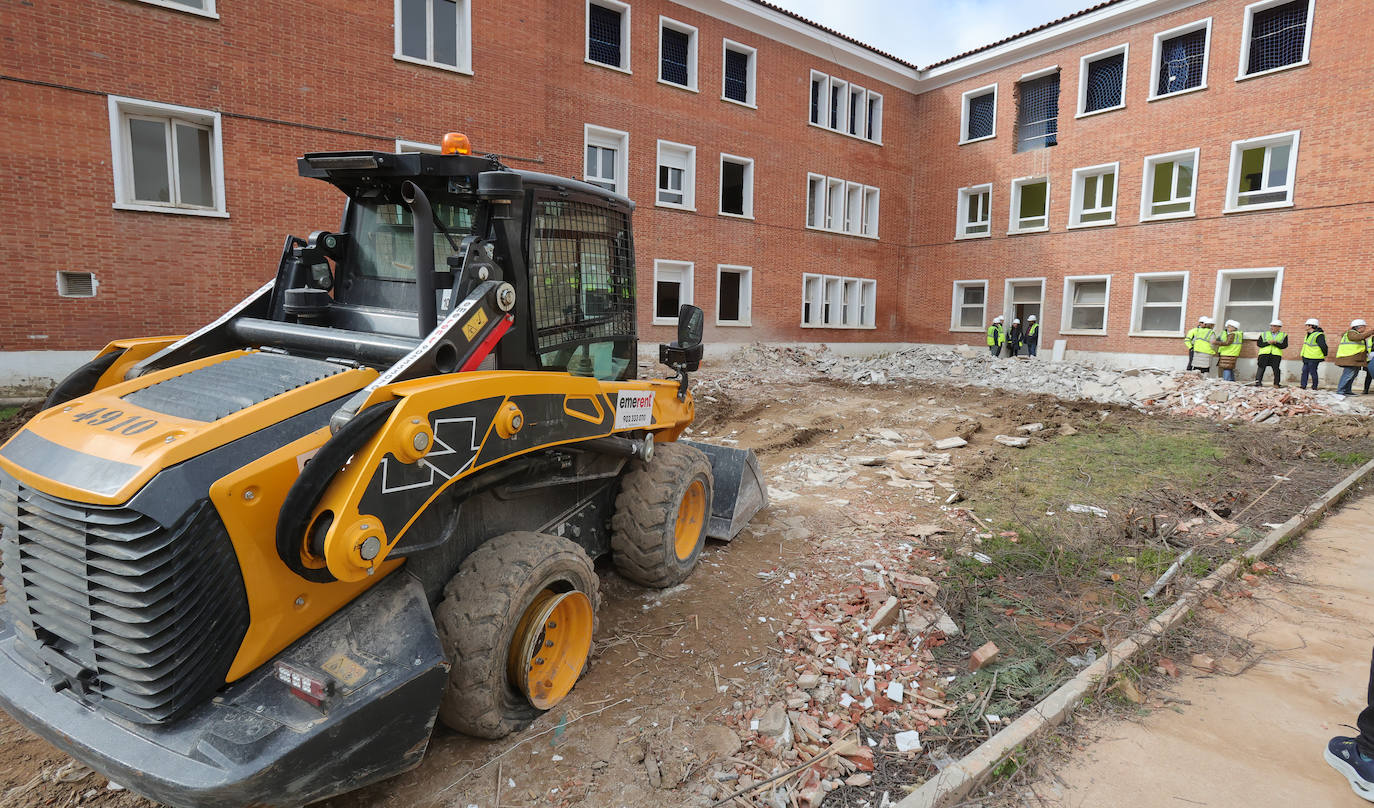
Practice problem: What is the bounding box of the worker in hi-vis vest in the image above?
[986,315,1005,357]
[1254,320,1288,388]
[1335,318,1374,396]
[1212,319,1244,382]
[1191,316,1219,375]
[1184,316,1210,371]
[1024,315,1041,357]
[1300,318,1327,391]
[1365,335,1374,395]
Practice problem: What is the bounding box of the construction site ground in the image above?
[1,347,1373,808]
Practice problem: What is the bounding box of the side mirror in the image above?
[676,304,704,350]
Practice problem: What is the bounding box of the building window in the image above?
[395,0,472,73]
[1078,44,1127,116]
[1240,0,1313,78]
[1225,131,1300,212]
[802,274,876,328]
[1068,163,1119,228]
[951,281,988,331]
[1009,177,1050,234]
[1062,275,1111,334]
[587,0,630,72]
[653,260,693,324]
[1215,268,1283,334]
[719,154,754,218]
[808,70,882,143]
[395,139,441,154]
[584,125,628,194]
[805,173,879,238]
[655,141,695,209]
[1130,272,1189,336]
[1140,148,1199,221]
[722,40,756,106]
[56,271,99,299]
[1150,19,1211,99]
[108,96,226,217]
[960,85,997,143]
[716,265,752,326]
[956,184,992,239]
[133,0,217,17]
[1015,69,1060,152]
[658,17,697,90]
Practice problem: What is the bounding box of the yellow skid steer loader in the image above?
[0,134,766,807]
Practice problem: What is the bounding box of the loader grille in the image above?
[0,483,249,724]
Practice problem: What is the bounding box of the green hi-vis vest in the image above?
[986,324,1004,346]
[1027,322,1040,338]
[1301,332,1326,360]
[1257,330,1287,356]
[1193,328,1219,355]
[1184,326,1208,350]
[1218,331,1244,357]
[1337,331,1367,359]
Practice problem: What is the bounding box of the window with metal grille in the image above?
[1156,28,1207,95]
[529,199,636,380]
[1083,53,1125,113]
[1015,72,1059,152]
[965,91,995,141]
[1244,0,1310,75]
[588,3,624,68]
[660,26,689,86]
[56,271,98,298]
[724,46,751,103]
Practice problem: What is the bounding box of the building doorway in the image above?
[1004,278,1045,326]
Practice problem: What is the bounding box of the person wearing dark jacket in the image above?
[1253,319,1288,387]
[1301,319,1328,390]
[1336,319,1374,396]
[1024,315,1040,356]
[1007,318,1024,357]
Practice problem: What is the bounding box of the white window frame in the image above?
[657,16,698,92]
[956,183,993,239]
[804,173,879,239]
[1224,130,1300,213]
[862,187,880,238]
[721,39,757,108]
[655,140,695,211]
[1214,268,1283,337]
[959,84,997,144]
[715,265,753,326]
[1129,271,1191,337]
[1149,18,1212,101]
[809,71,829,126]
[132,0,218,18]
[1076,43,1129,118]
[1237,0,1314,81]
[801,273,876,329]
[1003,277,1047,325]
[586,0,631,73]
[1008,176,1051,234]
[108,95,228,218]
[808,69,882,144]
[652,260,694,325]
[951,280,990,332]
[395,139,441,154]
[1139,148,1200,222]
[583,124,629,195]
[865,92,884,144]
[393,0,473,75]
[1061,275,1112,335]
[718,154,754,219]
[1068,162,1120,229]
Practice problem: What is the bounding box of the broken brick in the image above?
[969,641,999,671]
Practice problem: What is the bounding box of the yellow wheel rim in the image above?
[673,479,707,561]
[507,588,594,710]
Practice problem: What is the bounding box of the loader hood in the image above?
[0,350,375,507]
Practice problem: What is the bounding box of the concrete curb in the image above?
[0,397,43,408]
[896,456,1374,808]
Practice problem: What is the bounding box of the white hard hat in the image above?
[1201,316,1216,325]
[1354,319,1368,328]
[1028,315,1037,322]
[1225,319,1241,329]
[993,315,1004,322]
[1012,318,1021,323]
[1270,320,1282,327]
[1305,318,1320,326]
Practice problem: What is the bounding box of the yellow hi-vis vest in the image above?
[1193,328,1219,355]
[1184,326,1208,350]
[1257,330,1287,356]
[986,324,1004,346]
[1301,332,1326,360]
[1027,322,1039,339]
[1218,331,1244,357]
[1337,331,1367,360]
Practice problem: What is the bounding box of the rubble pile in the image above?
[768,440,959,506]
[705,344,1371,419]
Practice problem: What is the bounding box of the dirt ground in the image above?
[0,364,1371,808]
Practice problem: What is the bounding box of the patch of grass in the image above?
[1318,449,1372,466]
[0,407,18,422]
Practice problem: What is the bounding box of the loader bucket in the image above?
[681,440,768,540]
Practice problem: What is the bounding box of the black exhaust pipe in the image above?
[401,181,437,336]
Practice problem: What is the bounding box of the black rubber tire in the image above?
[434,531,600,738]
[610,441,714,588]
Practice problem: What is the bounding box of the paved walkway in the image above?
[1038,490,1374,807]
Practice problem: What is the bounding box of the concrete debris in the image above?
[993,434,1030,448]
[1016,422,1045,433]
[932,436,968,450]
[894,730,923,752]
[1190,653,1216,673]
[1067,504,1109,518]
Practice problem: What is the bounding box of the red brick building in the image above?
[1,0,1367,383]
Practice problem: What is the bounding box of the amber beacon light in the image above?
[441,132,473,155]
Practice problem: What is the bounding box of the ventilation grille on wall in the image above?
[56,271,97,298]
